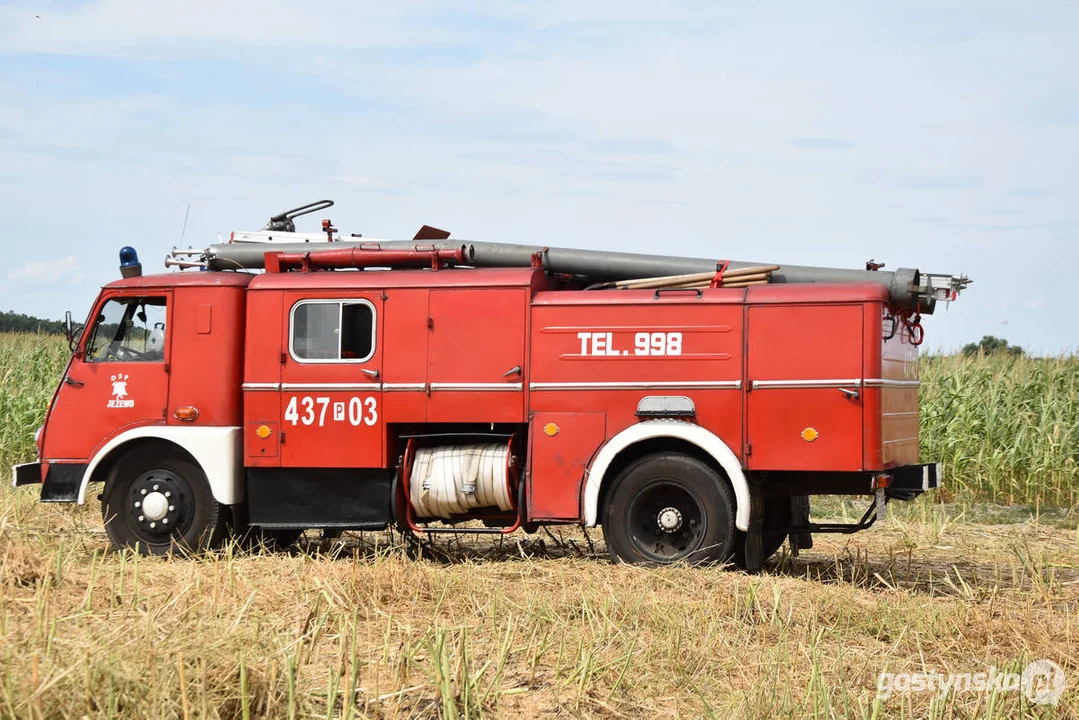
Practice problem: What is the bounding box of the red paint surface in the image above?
[40,267,918,521]
[527,412,606,520]
[745,303,864,471]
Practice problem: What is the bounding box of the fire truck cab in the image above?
[15,244,941,569]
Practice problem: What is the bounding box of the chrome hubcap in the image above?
[142,491,169,521]
[657,506,683,533]
[128,473,187,538]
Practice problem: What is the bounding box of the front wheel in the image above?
[601,452,737,565]
[101,445,227,556]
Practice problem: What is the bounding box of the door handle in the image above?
[838,388,860,400]
[64,376,84,387]
[362,368,380,380]
[502,365,522,377]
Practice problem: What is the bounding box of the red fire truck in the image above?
[12,203,967,569]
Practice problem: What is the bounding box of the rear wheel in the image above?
[101,445,226,556]
[601,453,736,565]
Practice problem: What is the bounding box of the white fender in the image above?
[77,426,243,505]
[583,420,751,532]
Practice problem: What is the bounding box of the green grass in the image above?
[0,334,68,466]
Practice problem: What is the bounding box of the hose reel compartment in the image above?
[405,440,519,520]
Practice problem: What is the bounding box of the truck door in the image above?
[426,288,528,423]
[279,293,385,468]
[745,304,864,471]
[43,293,171,461]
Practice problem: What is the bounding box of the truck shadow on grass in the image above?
[285,525,1079,601]
[291,527,601,564]
[770,550,1079,600]
[46,500,1075,601]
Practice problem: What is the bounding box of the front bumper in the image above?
[11,462,42,488]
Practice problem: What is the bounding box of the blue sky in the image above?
[0,1,1076,353]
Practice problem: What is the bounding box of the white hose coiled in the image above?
[409,444,515,519]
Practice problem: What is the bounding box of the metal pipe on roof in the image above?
[201,239,965,313]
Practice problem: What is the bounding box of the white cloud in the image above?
[7,256,82,283]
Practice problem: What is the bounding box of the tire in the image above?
[101,445,227,556]
[733,497,791,570]
[601,452,737,565]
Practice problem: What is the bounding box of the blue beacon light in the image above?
[119,246,143,278]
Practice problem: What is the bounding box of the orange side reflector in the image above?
[173,406,199,422]
[256,425,272,439]
[872,474,892,490]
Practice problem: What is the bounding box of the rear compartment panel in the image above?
[879,308,920,468]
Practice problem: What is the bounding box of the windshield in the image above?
[85,296,167,362]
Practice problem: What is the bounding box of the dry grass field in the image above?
[1,333,1076,718]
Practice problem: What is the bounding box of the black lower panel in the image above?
[13,462,42,487]
[754,464,941,499]
[751,471,876,496]
[245,468,393,529]
[41,463,86,502]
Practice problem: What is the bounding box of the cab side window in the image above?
[290,300,375,362]
[85,297,168,363]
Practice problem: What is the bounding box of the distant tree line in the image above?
[0,311,64,334]
[962,335,1024,357]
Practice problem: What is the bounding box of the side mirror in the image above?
[65,311,85,353]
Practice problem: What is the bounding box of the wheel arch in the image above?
[583,421,750,532]
[77,426,243,506]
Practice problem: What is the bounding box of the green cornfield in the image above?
[0,333,69,466]
[1,333,1076,506]
[920,352,1078,506]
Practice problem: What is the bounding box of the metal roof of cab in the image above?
[104,272,252,290]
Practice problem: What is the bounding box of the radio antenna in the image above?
[179,203,191,245]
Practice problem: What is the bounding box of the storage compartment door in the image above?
[427,288,527,423]
[527,412,606,521]
[746,304,864,471]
